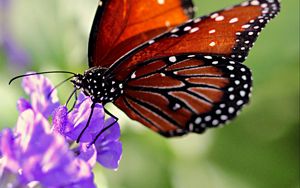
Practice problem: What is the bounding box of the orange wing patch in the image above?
[89,0,194,68]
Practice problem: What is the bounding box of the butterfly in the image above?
[67,0,281,141]
[8,0,278,142]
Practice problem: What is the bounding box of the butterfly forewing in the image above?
[108,0,280,81]
[114,55,252,136]
[88,0,194,68]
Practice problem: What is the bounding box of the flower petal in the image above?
[61,160,96,188]
[65,176,96,188]
[74,92,89,108]
[96,141,122,170]
[22,73,59,118]
[13,110,95,186]
[17,98,32,113]
[15,110,50,152]
[77,143,97,168]
[0,128,20,173]
[96,118,121,142]
[22,142,94,187]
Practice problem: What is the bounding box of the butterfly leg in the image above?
[76,102,96,143]
[90,108,119,145]
[68,89,78,113]
[65,88,77,107]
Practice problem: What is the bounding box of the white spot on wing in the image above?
[209,42,216,47]
[229,17,239,23]
[169,56,177,62]
[190,27,199,33]
[131,72,136,79]
[184,26,192,31]
[228,107,235,114]
[215,16,225,21]
[148,40,155,44]
[242,24,251,29]
[157,0,165,5]
[173,103,181,111]
[171,28,179,33]
[251,0,260,5]
[210,13,219,19]
[195,117,202,124]
[204,56,212,59]
[209,29,216,34]
[194,18,201,23]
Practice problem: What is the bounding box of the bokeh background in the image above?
[0,0,299,188]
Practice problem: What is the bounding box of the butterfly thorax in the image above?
[72,67,124,104]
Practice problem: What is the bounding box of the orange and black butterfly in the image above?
[69,0,280,140]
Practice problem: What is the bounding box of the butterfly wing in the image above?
[88,0,195,68]
[108,0,280,81]
[114,54,252,136]
[109,0,280,136]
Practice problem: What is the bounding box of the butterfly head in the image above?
[71,67,124,104]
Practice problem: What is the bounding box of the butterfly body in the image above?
[72,67,124,104]
[73,0,280,138]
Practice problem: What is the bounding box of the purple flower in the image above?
[0,73,122,187]
[52,94,122,170]
[0,110,95,187]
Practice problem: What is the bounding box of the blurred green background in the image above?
[0,0,299,188]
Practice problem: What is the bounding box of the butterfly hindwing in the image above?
[114,54,252,136]
[88,0,195,68]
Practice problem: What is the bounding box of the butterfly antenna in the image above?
[9,71,76,85]
[47,76,75,99]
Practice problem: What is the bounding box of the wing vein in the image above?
[125,94,182,129]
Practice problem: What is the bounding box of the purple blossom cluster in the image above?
[0,74,122,187]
